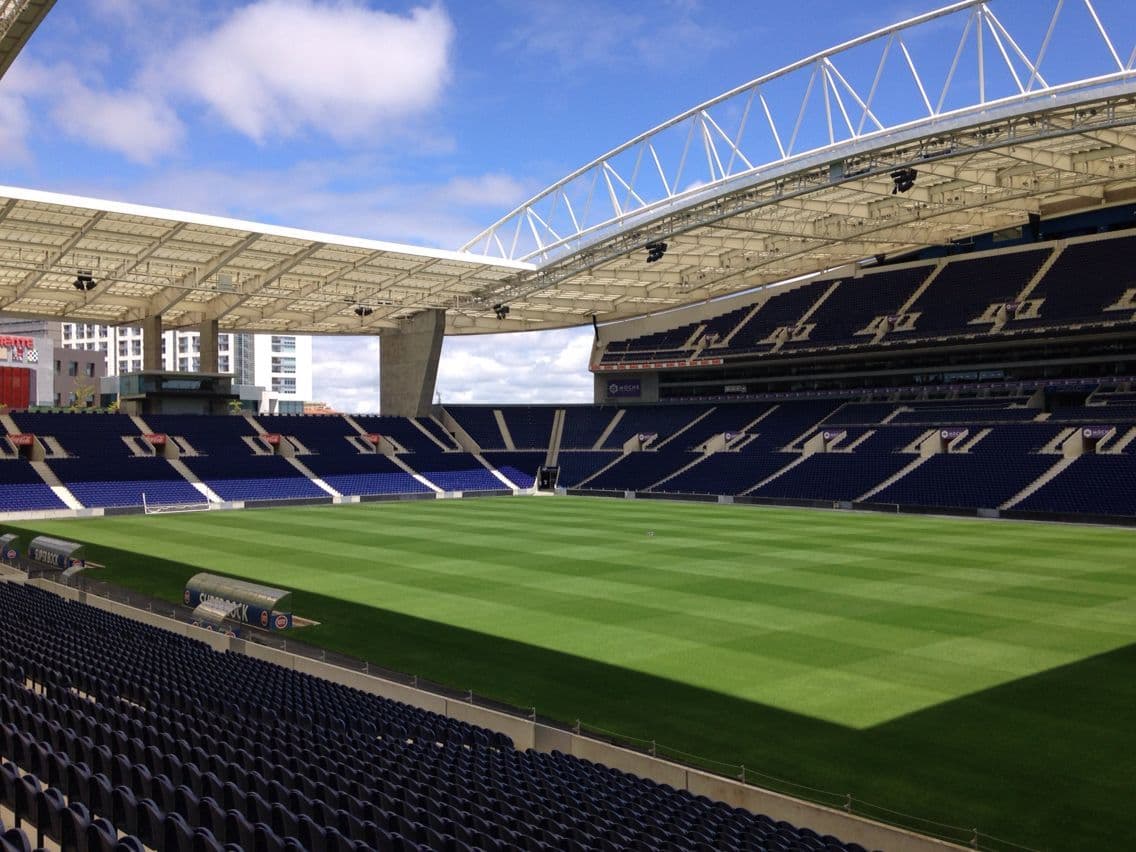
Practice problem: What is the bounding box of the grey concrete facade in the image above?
[142,315,163,371]
[380,309,445,417]
[198,318,219,373]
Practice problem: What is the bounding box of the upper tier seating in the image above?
[893,248,1050,338]
[254,415,359,455]
[351,416,447,453]
[787,265,932,347]
[499,407,556,449]
[1010,235,1136,329]
[560,407,619,449]
[719,282,829,355]
[598,232,1136,365]
[0,582,865,852]
[445,407,504,450]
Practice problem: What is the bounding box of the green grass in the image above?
[6,497,1136,850]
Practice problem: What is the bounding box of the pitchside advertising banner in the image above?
[940,427,969,439]
[607,379,641,399]
[1082,426,1112,440]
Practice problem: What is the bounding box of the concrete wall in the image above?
[381,310,445,417]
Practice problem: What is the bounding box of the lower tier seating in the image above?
[0,582,864,852]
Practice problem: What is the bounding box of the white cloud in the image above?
[50,81,183,164]
[311,336,380,412]
[503,0,732,74]
[165,1,454,143]
[62,161,530,249]
[307,326,595,413]
[0,90,32,163]
[436,327,595,406]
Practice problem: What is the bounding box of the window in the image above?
[271,335,296,354]
[271,377,297,394]
[85,363,95,378]
[54,360,61,373]
[177,337,189,354]
[67,361,78,377]
[131,340,141,356]
[219,356,231,373]
[271,357,296,375]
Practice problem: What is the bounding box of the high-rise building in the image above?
[58,323,313,413]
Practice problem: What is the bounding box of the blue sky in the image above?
[2,0,1133,410]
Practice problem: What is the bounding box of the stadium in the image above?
[1,2,1135,851]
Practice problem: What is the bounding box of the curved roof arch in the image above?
[453,0,1136,333]
[466,0,1136,265]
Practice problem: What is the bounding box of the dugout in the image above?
[0,534,20,564]
[26,536,86,572]
[184,572,294,631]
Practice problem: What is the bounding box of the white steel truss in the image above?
[0,0,53,78]
[465,0,1136,265]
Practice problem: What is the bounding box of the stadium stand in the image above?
[445,408,505,450]
[479,452,545,488]
[4,391,1136,518]
[498,407,556,450]
[559,407,619,450]
[301,453,433,497]
[10,413,201,510]
[0,462,63,512]
[0,580,867,852]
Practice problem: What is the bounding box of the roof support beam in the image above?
[203,242,325,321]
[0,211,107,309]
[125,232,260,322]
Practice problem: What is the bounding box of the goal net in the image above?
[142,493,216,515]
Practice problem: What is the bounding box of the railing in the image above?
[464,0,1136,264]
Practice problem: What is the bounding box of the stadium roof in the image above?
[0,186,532,335]
[0,0,53,79]
[2,0,1136,336]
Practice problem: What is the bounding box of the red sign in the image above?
[0,336,34,349]
[263,433,281,446]
[7,433,33,447]
[366,433,381,445]
[145,433,167,446]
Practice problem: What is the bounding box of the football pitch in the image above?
[8,497,1136,850]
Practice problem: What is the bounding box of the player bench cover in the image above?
[184,572,293,630]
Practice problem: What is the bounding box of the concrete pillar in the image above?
[380,309,445,417]
[198,318,219,373]
[141,315,162,371]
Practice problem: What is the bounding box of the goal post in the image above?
[142,492,215,515]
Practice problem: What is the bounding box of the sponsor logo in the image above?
[259,610,269,627]
[607,379,641,398]
[1082,426,1111,439]
[274,614,289,630]
[183,589,191,605]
